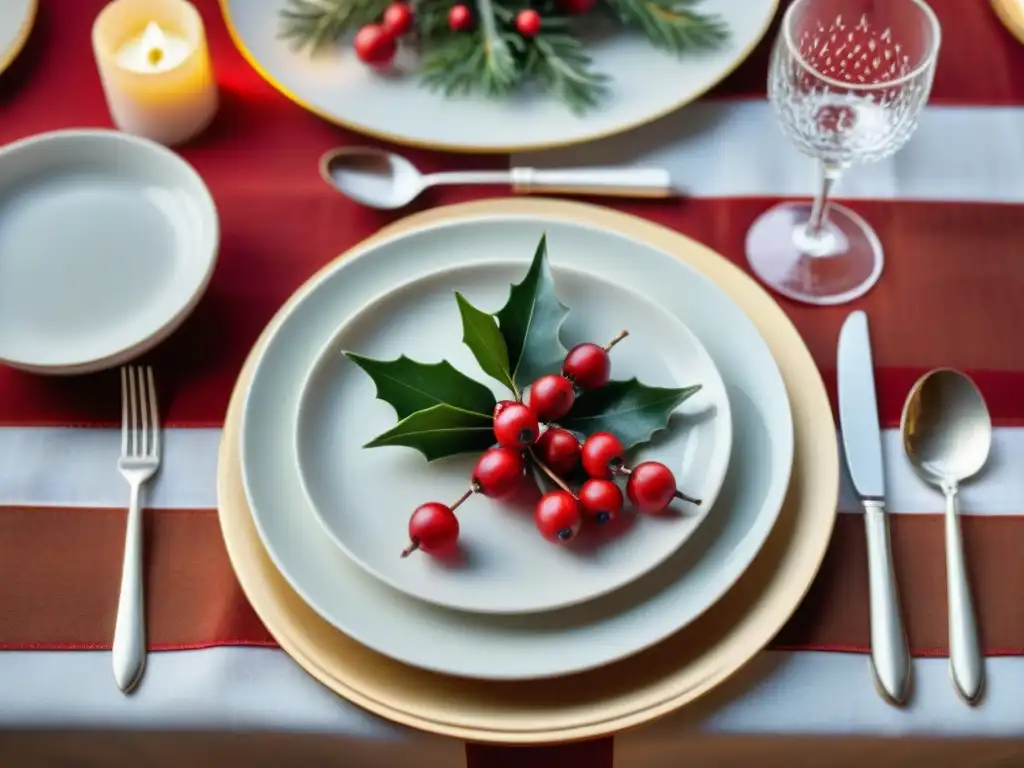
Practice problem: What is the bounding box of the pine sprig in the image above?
[278,0,391,52]
[601,0,728,53]
[419,30,523,97]
[276,0,728,110]
[524,30,609,114]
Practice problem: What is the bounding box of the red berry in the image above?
[578,479,623,525]
[472,447,524,497]
[493,402,539,449]
[515,8,542,36]
[382,2,414,36]
[557,0,597,13]
[493,399,515,419]
[626,461,677,513]
[353,24,396,67]
[404,502,459,556]
[448,4,473,30]
[534,490,581,543]
[563,343,611,389]
[534,427,580,476]
[581,432,625,479]
[527,373,575,421]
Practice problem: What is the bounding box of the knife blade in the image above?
[837,310,911,705]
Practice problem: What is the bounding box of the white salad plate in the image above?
[0,0,34,76]
[220,0,778,152]
[240,215,793,680]
[0,130,219,374]
[294,261,732,615]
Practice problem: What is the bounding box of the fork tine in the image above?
[120,367,129,457]
[137,366,150,457]
[128,366,139,457]
[146,367,160,457]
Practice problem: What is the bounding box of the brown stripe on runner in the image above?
[1,198,1023,428]
[0,506,1022,656]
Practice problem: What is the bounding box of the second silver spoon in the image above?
[901,368,990,704]
[319,147,674,209]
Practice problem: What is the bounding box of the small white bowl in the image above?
[0,129,219,374]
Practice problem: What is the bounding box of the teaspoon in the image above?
[900,368,990,704]
[319,147,674,209]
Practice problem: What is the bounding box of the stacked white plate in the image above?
[238,213,794,681]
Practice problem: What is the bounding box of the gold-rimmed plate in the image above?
[219,0,777,153]
[0,0,35,77]
[217,198,839,742]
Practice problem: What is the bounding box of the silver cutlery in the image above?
[901,369,990,704]
[112,365,161,694]
[319,146,675,209]
[838,311,911,705]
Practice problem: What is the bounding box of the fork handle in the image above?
[113,481,146,694]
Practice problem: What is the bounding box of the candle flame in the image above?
[138,21,169,69]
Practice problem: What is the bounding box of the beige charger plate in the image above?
[992,0,1024,45]
[217,198,839,744]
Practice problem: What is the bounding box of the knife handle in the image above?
[863,501,911,705]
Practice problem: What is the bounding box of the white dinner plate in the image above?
[240,215,793,679]
[0,0,34,76]
[0,130,219,374]
[294,261,732,614]
[220,0,778,152]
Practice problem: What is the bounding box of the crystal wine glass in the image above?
[746,0,941,305]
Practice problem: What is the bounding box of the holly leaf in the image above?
[495,235,570,390]
[344,352,496,420]
[559,378,701,451]
[455,291,516,394]
[363,403,496,462]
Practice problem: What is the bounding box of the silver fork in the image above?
[112,365,161,694]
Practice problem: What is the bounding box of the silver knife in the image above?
[838,311,911,705]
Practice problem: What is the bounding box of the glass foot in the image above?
[745,201,884,306]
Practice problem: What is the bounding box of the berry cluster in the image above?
[353,2,549,69]
[401,330,700,558]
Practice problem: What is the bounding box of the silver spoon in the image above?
[318,147,674,209]
[900,368,990,705]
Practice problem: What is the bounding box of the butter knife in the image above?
[838,311,911,705]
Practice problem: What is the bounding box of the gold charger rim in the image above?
[991,0,1024,46]
[216,197,839,743]
[216,0,779,155]
[0,0,36,79]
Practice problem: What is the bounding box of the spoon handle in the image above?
[511,167,674,198]
[944,486,984,704]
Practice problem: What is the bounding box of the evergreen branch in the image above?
[278,0,391,52]
[419,30,524,98]
[474,0,520,91]
[601,0,728,53]
[524,31,609,114]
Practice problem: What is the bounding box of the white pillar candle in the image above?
[92,0,218,147]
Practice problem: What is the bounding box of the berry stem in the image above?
[613,465,701,505]
[528,448,577,497]
[451,487,474,510]
[603,329,629,352]
[400,538,419,558]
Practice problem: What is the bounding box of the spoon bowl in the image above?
[901,368,992,487]
[319,147,426,209]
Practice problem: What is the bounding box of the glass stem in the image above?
[806,160,843,238]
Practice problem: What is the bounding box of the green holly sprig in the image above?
[344,235,700,463]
